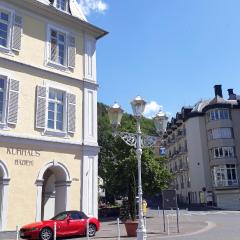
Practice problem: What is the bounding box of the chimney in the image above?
[227,88,236,100]
[214,85,223,98]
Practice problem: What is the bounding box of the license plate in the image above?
[20,232,25,237]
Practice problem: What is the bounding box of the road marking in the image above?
[147,221,216,239]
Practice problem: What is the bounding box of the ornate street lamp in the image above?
[153,110,168,136]
[108,97,168,240]
[108,102,124,128]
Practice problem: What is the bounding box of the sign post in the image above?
[162,189,179,233]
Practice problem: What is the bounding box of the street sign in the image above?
[162,189,179,233]
[162,189,177,209]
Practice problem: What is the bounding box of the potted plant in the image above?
[119,171,138,237]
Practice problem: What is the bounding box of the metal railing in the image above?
[214,179,238,187]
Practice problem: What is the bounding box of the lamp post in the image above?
[108,96,168,240]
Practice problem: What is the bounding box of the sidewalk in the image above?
[92,209,208,239]
[0,209,208,240]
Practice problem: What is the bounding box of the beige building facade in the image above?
[164,85,240,210]
[0,0,106,230]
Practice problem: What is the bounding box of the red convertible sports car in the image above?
[20,211,100,240]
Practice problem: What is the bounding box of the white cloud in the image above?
[78,0,108,15]
[143,101,163,119]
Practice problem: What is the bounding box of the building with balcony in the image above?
[164,85,240,209]
[0,0,107,230]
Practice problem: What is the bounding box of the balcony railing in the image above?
[214,179,238,188]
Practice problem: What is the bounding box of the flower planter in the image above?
[124,220,138,237]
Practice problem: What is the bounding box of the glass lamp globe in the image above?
[108,102,124,128]
[130,96,146,118]
[153,110,168,135]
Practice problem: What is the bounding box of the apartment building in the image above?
[0,0,107,230]
[164,85,240,210]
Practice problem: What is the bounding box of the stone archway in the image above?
[35,161,71,221]
[0,160,10,231]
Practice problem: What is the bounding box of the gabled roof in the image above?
[36,0,87,21]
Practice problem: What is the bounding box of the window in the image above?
[47,26,76,70]
[70,212,81,220]
[48,88,64,131]
[51,212,68,220]
[36,86,76,135]
[207,109,230,121]
[0,10,10,48]
[208,128,233,140]
[180,175,184,189]
[187,176,191,188]
[212,146,234,159]
[56,0,68,12]
[212,164,238,187]
[0,8,22,52]
[0,76,19,126]
[179,159,183,169]
[50,29,66,66]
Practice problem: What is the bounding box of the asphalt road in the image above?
[159,210,240,240]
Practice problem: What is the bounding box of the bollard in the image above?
[167,215,170,235]
[87,218,89,240]
[53,222,56,240]
[16,225,19,240]
[177,208,180,233]
[158,205,160,216]
[117,218,121,240]
[144,216,147,229]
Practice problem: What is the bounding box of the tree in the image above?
[98,102,172,208]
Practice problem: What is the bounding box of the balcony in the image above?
[209,157,237,167]
[176,130,184,140]
[179,164,189,171]
[214,179,239,188]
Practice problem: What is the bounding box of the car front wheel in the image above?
[88,223,96,237]
[40,227,53,240]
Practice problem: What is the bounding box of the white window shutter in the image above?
[7,79,19,125]
[36,86,47,129]
[12,14,23,52]
[67,93,76,133]
[68,35,76,68]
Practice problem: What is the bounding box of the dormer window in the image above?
[56,0,68,12]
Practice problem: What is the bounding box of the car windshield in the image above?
[51,212,68,221]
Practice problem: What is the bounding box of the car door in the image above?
[55,219,68,237]
[53,213,70,237]
[67,212,85,236]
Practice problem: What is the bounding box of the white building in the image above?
[165,85,240,210]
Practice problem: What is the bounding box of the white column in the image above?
[81,148,99,218]
[35,180,44,222]
[0,178,10,231]
[92,155,98,218]
[66,180,72,211]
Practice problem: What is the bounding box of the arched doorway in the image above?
[36,161,71,221]
[0,160,10,231]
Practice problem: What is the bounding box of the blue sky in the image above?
[80,0,240,118]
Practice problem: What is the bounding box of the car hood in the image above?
[21,220,53,229]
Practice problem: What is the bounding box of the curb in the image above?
[147,221,216,239]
